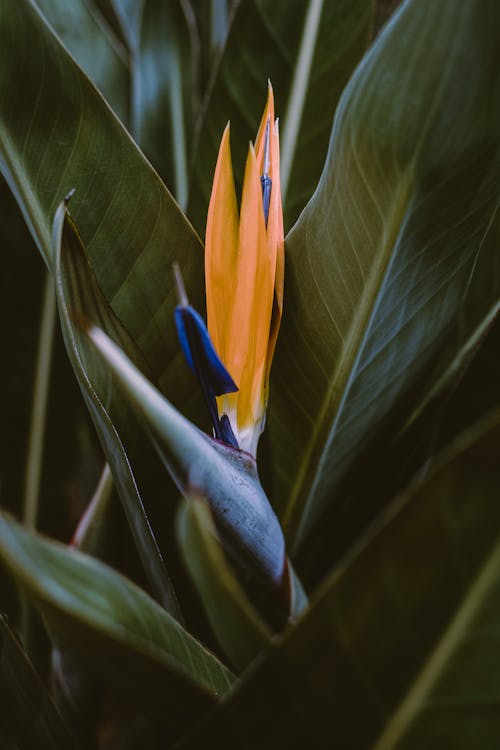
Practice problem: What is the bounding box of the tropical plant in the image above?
[1,0,499,747]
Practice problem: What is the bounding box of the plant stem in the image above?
[280,0,324,202]
[22,271,56,529]
[169,59,189,211]
[20,271,56,646]
[210,0,228,55]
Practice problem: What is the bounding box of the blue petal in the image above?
[174,304,237,396]
[261,175,272,226]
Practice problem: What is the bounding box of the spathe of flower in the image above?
[205,83,284,456]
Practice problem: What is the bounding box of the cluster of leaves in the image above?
[0,0,499,747]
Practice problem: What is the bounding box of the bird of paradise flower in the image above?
[175,83,284,457]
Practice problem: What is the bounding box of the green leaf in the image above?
[51,198,181,616]
[187,0,373,234]
[0,0,210,610]
[177,409,500,749]
[83,321,289,604]
[268,0,500,548]
[0,514,235,736]
[0,615,77,749]
[34,0,130,124]
[177,496,272,672]
[0,0,206,426]
[132,0,196,205]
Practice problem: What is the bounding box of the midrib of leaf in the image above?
[282,5,467,548]
[282,171,413,544]
[280,0,324,201]
[372,533,500,750]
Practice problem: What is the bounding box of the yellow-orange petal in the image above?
[265,117,285,377]
[255,81,275,175]
[226,144,273,435]
[205,122,239,363]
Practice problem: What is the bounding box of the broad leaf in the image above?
[0,513,235,739]
[0,615,76,749]
[268,0,500,548]
[132,0,196,205]
[34,0,130,124]
[187,0,373,234]
[0,0,212,608]
[177,496,271,672]
[0,0,206,425]
[177,409,500,749]
[51,198,180,615]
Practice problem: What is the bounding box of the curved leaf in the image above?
[187,0,373,234]
[51,198,180,616]
[268,0,500,547]
[177,496,272,672]
[0,514,235,736]
[0,0,206,427]
[177,409,500,748]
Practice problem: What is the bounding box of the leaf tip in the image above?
[64,187,76,205]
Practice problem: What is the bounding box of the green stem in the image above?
[72,463,114,552]
[169,59,188,211]
[20,271,56,646]
[22,271,56,529]
[210,0,228,54]
[280,0,324,201]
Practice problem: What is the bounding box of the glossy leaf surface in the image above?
[34,0,130,124]
[0,0,205,425]
[268,0,500,547]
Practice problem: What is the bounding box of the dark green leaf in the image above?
[0,0,206,426]
[187,0,373,234]
[0,615,76,749]
[0,514,235,738]
[132,0,197,204]
[51,198,181,616]
[177,496,271,672]
[268,0,500,548]
[34,0,130,124]
[177,409,500,749]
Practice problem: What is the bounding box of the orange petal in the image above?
[227,144,273,432]
[204,123,239,364]
[265,117,285,377]
[255,81,275,175]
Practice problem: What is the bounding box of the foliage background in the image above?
[0,0,499,747]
